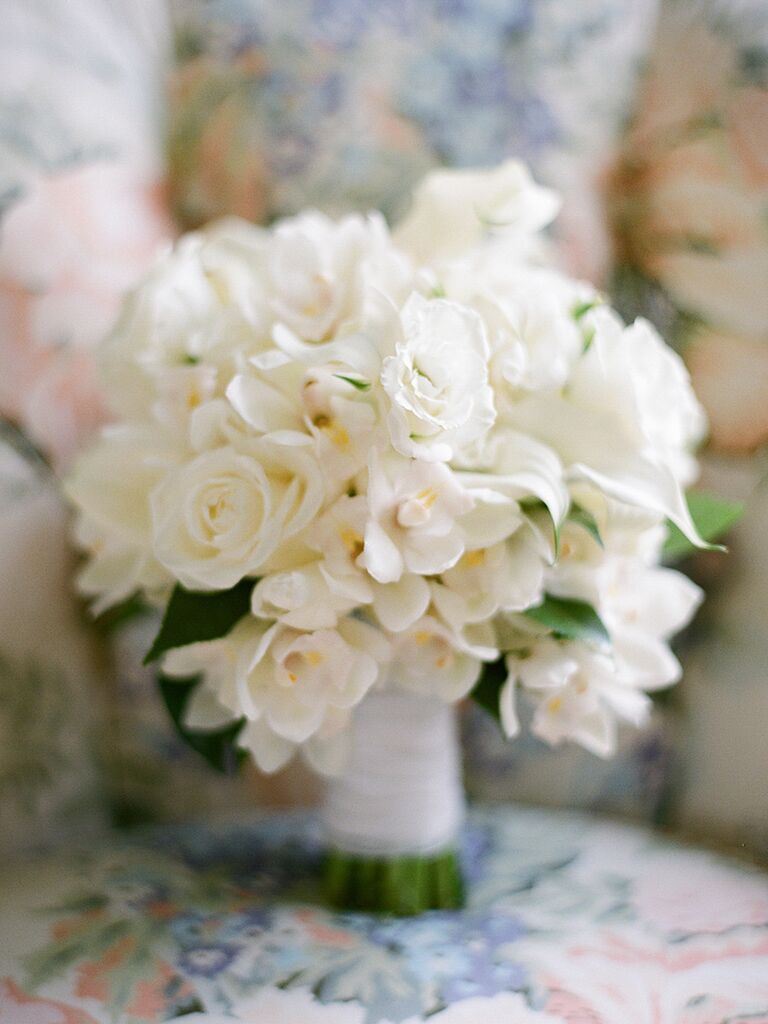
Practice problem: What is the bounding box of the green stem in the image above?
[324,849,464,915]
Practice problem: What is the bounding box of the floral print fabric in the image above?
[0,808,767,1023]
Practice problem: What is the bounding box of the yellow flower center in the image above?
[339,527,364,560]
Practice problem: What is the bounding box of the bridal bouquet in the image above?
[67,161,722,912]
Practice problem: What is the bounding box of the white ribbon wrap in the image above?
[322,689,464,857]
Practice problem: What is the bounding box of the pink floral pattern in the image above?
[0,808,766,1023]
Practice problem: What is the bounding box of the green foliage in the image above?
[471,657,507,722]
[333,373,371,391]
[568,505,603,547]
[524,594,610,649]
[663,491,744,561]
[144,580,254,664]
[158,674,246,775]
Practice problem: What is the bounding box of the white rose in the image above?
[65,425,179,611]
[151,439,323,590]
[394,159,560,264]
[268,211,410,343]
[100,220,269,419]
[381,293,495,461]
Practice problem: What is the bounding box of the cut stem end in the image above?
[324,848,464,915]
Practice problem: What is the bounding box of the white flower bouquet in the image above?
[66,161,735,913]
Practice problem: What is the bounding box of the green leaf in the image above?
[572,299,599,320]
[663,492,744,561]
[144,580,254,664]
[471,657,507,722]
[333,373,371,391]
[158,673,246,775]
[524,594,610,649]
[568,505,603,548]
[92,593,150,636]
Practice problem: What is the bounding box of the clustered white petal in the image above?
[66,159,707,772]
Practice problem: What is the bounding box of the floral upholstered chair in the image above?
[0,0,767,1019]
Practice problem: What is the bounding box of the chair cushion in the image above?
[1,806,767,1022]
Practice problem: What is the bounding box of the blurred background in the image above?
[1,0,766,862]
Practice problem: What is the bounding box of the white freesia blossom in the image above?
[390,614,494,702]
[502,637,652,758]
[431,526,546,631]
[362,451,474,584]
[395,159,560,263]
[67,159,713,781]
[309,494,432,631]
[237,616,389,746]
[381,293,495,461]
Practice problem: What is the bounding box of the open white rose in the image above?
[65,424,179,611]
[100,220,270,420]
[151,439,323,590]
[394,159,561,264]
[268,210,410,343]
[381,292,495,462]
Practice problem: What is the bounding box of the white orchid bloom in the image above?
[381,292,495,462]
[361,451,474,584]
[394,159,560,264]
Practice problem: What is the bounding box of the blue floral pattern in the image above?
[1,808,767,1022]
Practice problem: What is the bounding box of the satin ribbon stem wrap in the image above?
[322,689,465,913]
